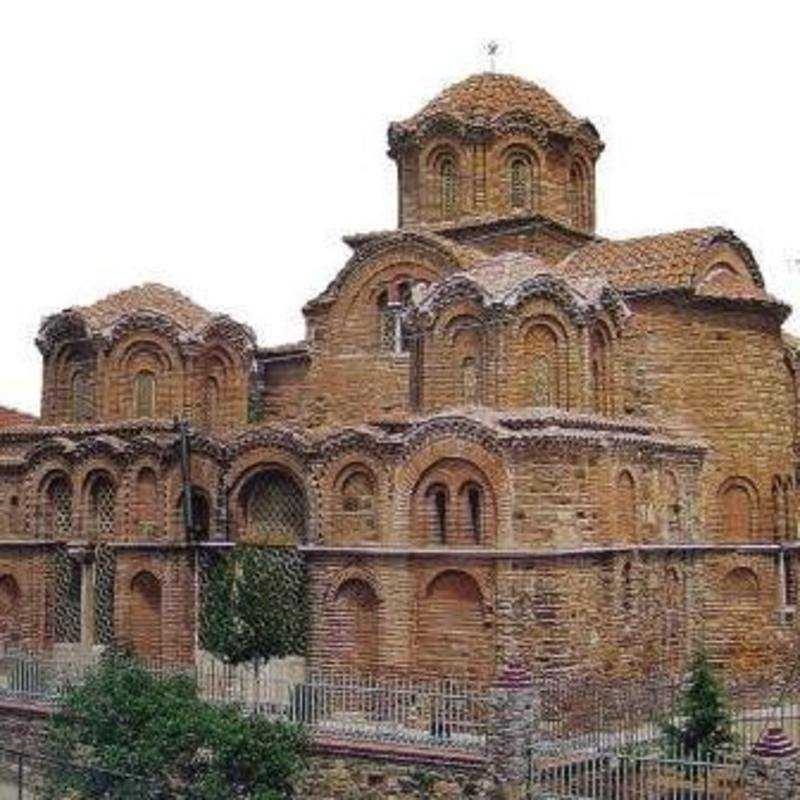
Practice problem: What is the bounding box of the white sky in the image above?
[1,1,799,415]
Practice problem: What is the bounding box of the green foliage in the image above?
[199,546,308,665]
[43,652,307,799]
[663,649,735,760]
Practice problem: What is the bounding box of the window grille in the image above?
[53,547,82,644]
[93,543,116,645]
[377,291,396,352]
[72,371,93,422]
[134,371,156,418]
[246,472,306,545]
[90,478,116,538]
[439,157,457,217]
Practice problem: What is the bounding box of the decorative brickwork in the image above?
[0,68,798,700]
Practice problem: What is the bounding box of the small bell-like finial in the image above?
[486,40,499,72]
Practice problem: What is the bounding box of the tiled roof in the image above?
[467,251,552,297]
[397,72,578,132]
[0,406,38,428]
[558,227,765,293]
[76,283,214,333]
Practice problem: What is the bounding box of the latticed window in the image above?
[439,157,457,217]
[89,477,116,538]
[786,556,798,607]
[43,477,72,538]
[245,471,306,545]
[509,157,530,208]
[72,371,93,422]
[134,371,156,418]
[377,290,396,353]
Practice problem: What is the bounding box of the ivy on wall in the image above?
[199,545,309,665]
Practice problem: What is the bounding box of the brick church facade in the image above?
[0,72,798,684]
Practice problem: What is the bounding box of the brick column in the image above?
[743,726,800,799]
[486,661,538,800]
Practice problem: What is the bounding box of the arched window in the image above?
[426,484,449,544]
[413,458,497,547]
[568,159,589,229]
[773,477,786,539]
[88,475,116,539]
[528,325,560,408]
[337,469,377,542]
[507,152,537,210]
[722,567,759,602]
[71,371,93,422]
[590,323,612,415]
[417,570,491,681]
[461,482,483,543]
[134,468,158,536]
[41,476,72,538]
[720,481,755,540]
[243,471,307,545]
[330,579,380,672]
[134,371,156,418]
[438,156,457,218]
[177,486,211,541]
[616,471,637,542]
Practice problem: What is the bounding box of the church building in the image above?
[0,72,797,685]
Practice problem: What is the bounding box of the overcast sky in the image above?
[1,1,798,415]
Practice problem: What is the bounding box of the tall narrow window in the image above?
[377,290,396,353]
[786,556,798,607]
[467,484,482,543]
[204,377,220,428]
[568,161,587,229]
[509,157,530,208]
[44,477,72,538]
[72,371,93,422]
[462,357,479,405]
[134,371,156,418]
[426,485,448,544]
[439,157,457,218]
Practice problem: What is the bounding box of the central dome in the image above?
[398,72,579,132]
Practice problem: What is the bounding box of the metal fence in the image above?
[529,741,746,799]
[0,649,488,753]
[0,747,162,800]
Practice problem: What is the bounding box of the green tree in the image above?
[199,546,308,665]
[663,648,735,760]
[43,652,306,799]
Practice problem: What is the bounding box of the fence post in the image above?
[486,661,538,800]
[743,726,800,800]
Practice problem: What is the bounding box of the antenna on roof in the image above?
[486,40,499,73]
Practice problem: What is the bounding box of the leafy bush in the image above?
[43,652,307,799]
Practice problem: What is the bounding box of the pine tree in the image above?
[663,648,735,760]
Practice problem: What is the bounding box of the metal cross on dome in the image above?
[486,41,499,72]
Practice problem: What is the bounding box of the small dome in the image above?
[397,72,579,132]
